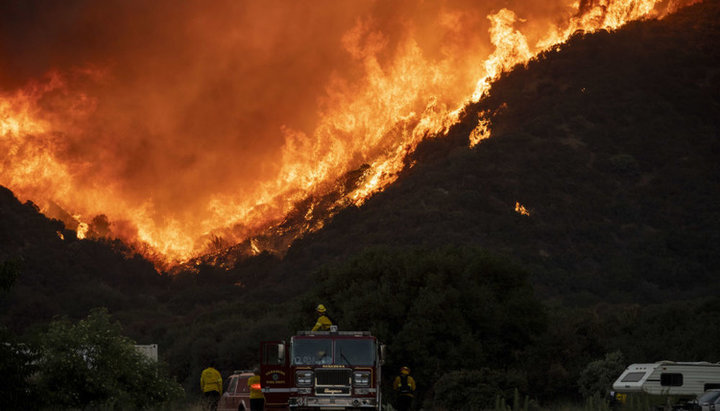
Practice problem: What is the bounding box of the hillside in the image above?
[2,1,716,310]
[0,186,168,331]
[242,0,720,305]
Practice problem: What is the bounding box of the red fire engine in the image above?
[260,327,385,410]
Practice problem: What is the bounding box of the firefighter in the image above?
[393,366,416,411]
[248,367,265,411]
[200,361,222,411]
[311,304,333,331]
[316,349,331,364]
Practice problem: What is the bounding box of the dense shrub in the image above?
[578,351,627,398]
[432,368,528,410]
[32,308,184,409]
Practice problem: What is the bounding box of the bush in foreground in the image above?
[32,308,184,409]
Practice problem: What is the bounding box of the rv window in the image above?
[660,373,683,386]
[621,372,646,382]
[705,384,720,391]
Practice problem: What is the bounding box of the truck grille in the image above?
[315,368,351,386]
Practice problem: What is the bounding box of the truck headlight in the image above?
[353,371,370,387]
[296,370,313,387]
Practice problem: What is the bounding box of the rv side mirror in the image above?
[379,344,386,365]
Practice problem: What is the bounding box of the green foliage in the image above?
[0,325,37,409]
[33,308,184,409]
[494,389,533,411]
[581,393,612,411]
[305,245,546,406]
[578,351,626,398]
[433,370,528,410]
[620,393,657,411]
[158,299,293,393]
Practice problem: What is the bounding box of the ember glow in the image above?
[515,202,532,217]
[0,0,696,265]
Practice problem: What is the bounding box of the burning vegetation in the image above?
[0,0,699,267]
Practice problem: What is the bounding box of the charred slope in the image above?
[250,0,720,305]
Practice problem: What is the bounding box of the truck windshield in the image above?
[292,339,333,365]
[291,339,375,366]
[335,339,374,366]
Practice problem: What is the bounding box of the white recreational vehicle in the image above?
[613,361,720,397]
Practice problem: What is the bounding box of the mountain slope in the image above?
[0,186,168,332]
[249,0,720,305]
[2,1,717,310]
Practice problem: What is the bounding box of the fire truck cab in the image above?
[260,327,384,410]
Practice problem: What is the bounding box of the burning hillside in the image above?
[0,0,699,267]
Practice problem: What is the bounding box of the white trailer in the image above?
[613,361,720,397]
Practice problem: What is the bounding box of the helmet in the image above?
[316,304,327,313]
[401,366,410,374]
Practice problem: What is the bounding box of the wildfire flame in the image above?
[470,111,493,147]
[515,202,532,216]
[0,0,697,266]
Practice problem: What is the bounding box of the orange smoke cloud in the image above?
[0,0,696,264]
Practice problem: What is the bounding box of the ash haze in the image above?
[0,0,690,262]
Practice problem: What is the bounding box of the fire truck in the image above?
[260,327,385,410]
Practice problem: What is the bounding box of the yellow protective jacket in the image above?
[393,374,416,397]
[248,375,264,399]
[200,367,222,394]
[312,315,332,331]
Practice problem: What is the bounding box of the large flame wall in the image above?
[0,0,695,264]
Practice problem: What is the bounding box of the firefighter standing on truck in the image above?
[393,366,416,411]
[200,362,222,411]
[311,304,333,331]
[248,367,265,411]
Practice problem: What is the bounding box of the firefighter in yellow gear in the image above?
[311,304,333,331]
[248,368,265,411]
[200,363,222,410]
[393,366,416,411]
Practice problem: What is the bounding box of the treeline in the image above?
[292,246,720,408]
[3,226,720,408]
[28,245,720,408]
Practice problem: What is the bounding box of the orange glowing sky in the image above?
[0,0,696,264]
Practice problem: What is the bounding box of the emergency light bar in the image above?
[296,330,372,336]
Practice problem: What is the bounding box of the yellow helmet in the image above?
[316,304,327,313]
[401,366,410,374]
